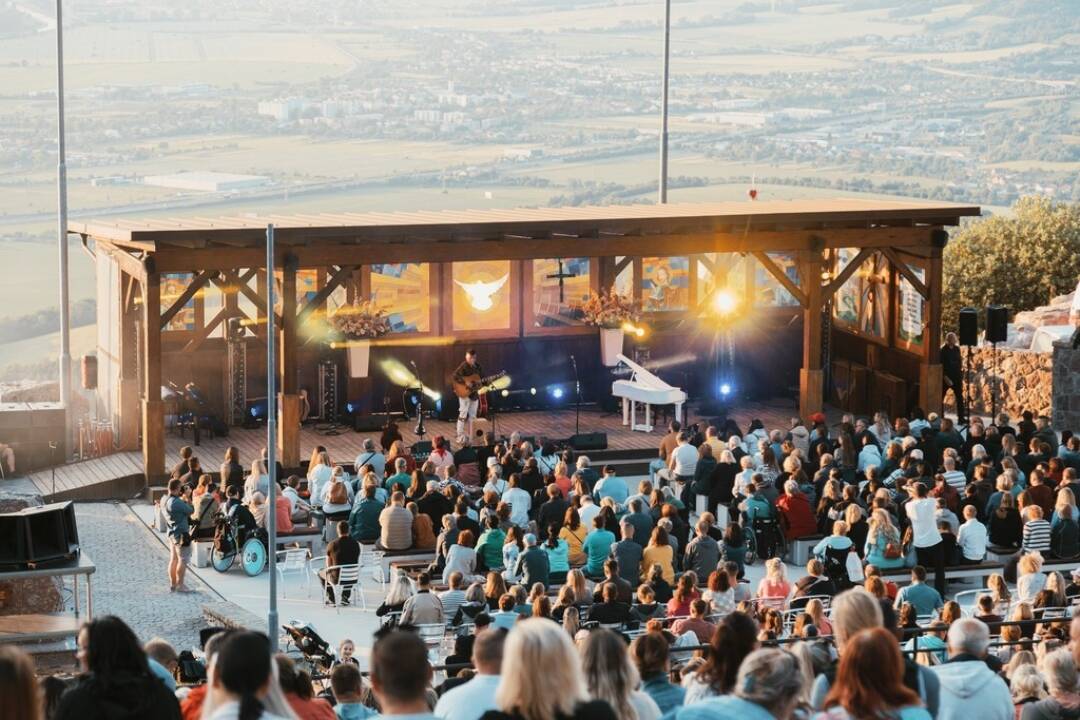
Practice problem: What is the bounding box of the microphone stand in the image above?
[570,354,581,438]
[486,382,499,442]
[411,363,426,440]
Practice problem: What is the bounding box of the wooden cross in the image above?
[545,258,578,303]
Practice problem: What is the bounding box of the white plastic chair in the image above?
[367,548,387,588]
[275,548,311,598]
[308,555,328,599]
[325,564,363,612]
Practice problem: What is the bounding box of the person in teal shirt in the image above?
[739,483,773,523]
[582,514,616,578]
[475,515,507,571]
[541,530,570,583]
[348,485,384,542]
[384,457,412,492]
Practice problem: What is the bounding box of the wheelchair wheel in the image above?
[241,537,268,576]
[743,526,757,566]
[211,531,237,573]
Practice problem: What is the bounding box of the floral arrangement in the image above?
[328,299,391,340]
[581,287,640,329]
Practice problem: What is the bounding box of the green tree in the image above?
[943,196,1080,329]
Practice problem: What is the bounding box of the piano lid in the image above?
[615,353,673,390]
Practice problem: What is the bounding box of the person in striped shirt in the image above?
[439,571,468,626]
[1021,504,1052,555]
[942,455,967,493]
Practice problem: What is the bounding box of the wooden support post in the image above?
[799,250,825,419]
[141,271,165,483]
[117,270,140,450]
[278,257,300,468]
[919,249,944,415]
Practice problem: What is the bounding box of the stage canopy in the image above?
[72,198,980,480]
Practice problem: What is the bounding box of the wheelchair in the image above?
[211,510,268,576]
[741,515,787,566]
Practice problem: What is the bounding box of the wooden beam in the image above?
[297,264,357,323]
[159,270,212,330]
[881,247,929,299]
[149,226,938,273]
[279,261,298,396]
[799,250,825,419]
[97,241,147,283]
[141,272,164,481]
[822,247,876,299]
[920,250,945,414]
[182,306,240,353]
[752,251,808,308]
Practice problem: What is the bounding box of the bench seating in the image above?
[359,542,436,574]
[877,557,1080,587]
[275,527,323,552]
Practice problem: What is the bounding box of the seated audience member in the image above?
[354,438,386,482]
[633,584,666,621]
[893,565,944,617]
[667,572,701,617]
[989,492,1023,549]
[642,526,676,585]
[330,661,376,719]
[401,572,444,626]
[513,533,550,589]
[812,520,854,561]
[956,504,988,564]
[671,599,717,644]
[408,501,436,550]
[376,570,414,620]
[777,479,818,540]
[864,508,905,570]
[588,581,638,626]
[792,558,836,602]
[490,594,519,631]
[819,627,932,720]
[321,521,361,605]
[931,619,1012,720]
[611,520,644,586]
[369,631,436,718]
[276,653,336,719]
[582,514,617,578]
[756,558,792,609]
[702,569,735,616]
[377,492,413,551]
[434,627,505,720]
[541,525,570,584]
[684,518,721,580]
[443,530,478,584]
[630,631,685,714]
[1016,552,1047,603]
[973,594,1003,626]
[282,475,312,524]
[348,483,384,543]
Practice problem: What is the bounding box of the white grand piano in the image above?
[611,353,687,433]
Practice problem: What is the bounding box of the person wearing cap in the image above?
[513,533,550,589]
[593,465,629,510]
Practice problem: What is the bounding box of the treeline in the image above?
[545,176,709,207]
[0,299,96,345]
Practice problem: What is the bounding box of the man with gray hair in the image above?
[354,436,386,481]
[932,618,1012,720]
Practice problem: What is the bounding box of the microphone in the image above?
[569,354,576,362]
[409,360,418,369]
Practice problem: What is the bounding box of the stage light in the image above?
[530,387,537,395]
[720,383,732,396]
[501,389,509,398]
[550,386,564,400]
[345,402,357,414]
[712,289,737,316]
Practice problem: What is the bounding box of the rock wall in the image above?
[0,491,64,615]
[1053,341,1080,432]
[959,346,1053,419]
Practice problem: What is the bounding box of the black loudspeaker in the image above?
[986,305,1009,343]
[411,441,432,461]
[80,355,97,391]
[569,432,608,451]
[958,308,979,346]
[0,501,79,568]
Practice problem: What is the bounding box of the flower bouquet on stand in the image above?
[581,288,640,366]
[328,299,391,378]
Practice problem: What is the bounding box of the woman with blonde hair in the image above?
[755,558,791,609]
[482,618,617,720]
[1009,663,1047,713]
[1017,553,1047,602]
[804,597,832,635]
[306,450,333,504]
[865,508,904,569]
[565,568,592,606]
[580,629,661,720]
[988,573,1012,614]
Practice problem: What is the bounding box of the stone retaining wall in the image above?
[960,346,1053,419]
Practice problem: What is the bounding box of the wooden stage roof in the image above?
[71,199,980,273]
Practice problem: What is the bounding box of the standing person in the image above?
[163,479,195,593]
[220,446,245,494]
[453,349,484,443]
[435,629,506,720]
[580,629,661,720]
[932,619,1012,720]
[942,332,965,422]
[906,482,946,596]
[54,616,182,720]
[815,627,931,720]
[479,619,617,720]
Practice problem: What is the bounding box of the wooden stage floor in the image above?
[23,398,815,501]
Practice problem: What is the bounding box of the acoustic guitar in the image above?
[452,370,507,399]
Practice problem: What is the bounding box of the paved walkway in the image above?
[74,502,216,650]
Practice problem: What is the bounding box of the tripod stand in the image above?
[570,354,581,437]
[409,362,426,440]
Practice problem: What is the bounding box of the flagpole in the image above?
[658,0,671,203]
[56,0,72,444]
[266,224,279,651]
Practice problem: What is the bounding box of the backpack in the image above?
[1052,518,1080,559]
[328,480,349,506]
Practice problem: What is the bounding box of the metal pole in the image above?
[56,0,72,449]
[266,224,278,651]
[658,0,671,204]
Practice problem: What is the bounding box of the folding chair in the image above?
[275,548,311,598]
[326,564,363,612]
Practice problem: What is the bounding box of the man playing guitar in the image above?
[452,348,483,443]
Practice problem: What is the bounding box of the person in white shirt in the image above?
[353,438,386,482]
[579,494,601,531]
[734,455,755,498]
[502,474,532,527]
[906,481,945,595]
[942,455,967,493]
[956,505,988,563]
[434,628,504,720]
[666,431,698,480]
[482,465,508,497]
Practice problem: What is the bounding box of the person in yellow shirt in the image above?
[642,525,675,584]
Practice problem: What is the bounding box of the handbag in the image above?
[884,542,902,560]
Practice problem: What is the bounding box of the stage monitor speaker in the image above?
[411,441,432,461]
[958,307,979,346]
[80,355,97,391]
[0,513,27,567]
[986,305,1009,343]
[0,501,79,568]
[569,432,608,451]
[352,415,385,432]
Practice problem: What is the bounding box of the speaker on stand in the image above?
[985,305,1009,419]
[957,308,978,424]
[317,361,340,424]
[225,318,248,427]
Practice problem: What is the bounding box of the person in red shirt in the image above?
[777,479,817,540]
[276,654,335,720]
